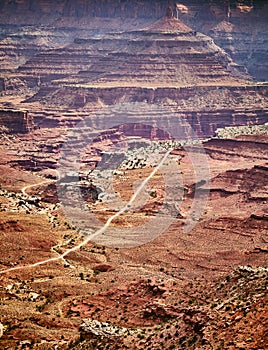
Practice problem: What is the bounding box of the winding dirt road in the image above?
[0,150,171,275]
[21,179,52,196]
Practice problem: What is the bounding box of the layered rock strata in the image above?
[0,109,34,133]
[0,7,266,160]
[0,1,267,81]
[18,17,246,87]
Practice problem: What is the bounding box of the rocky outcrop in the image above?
[0,109,34,133]
[209,161,268,201]
[143,302,183,319]
[79,318,131,339]
[75,318,133,349]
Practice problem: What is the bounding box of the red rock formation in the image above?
[27,84,267,138]
[144,8,192,32]
[0,109,34,133]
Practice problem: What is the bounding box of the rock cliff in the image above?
[0,109,34,133]
[0,1,266,80]
[0,4,266,142]
[14,14,247,88]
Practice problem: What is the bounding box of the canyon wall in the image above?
[0,1,266,138]
[28,83,268,137]
[0,1,267,80]
[0,110,34,133]
[0,1,266,21]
